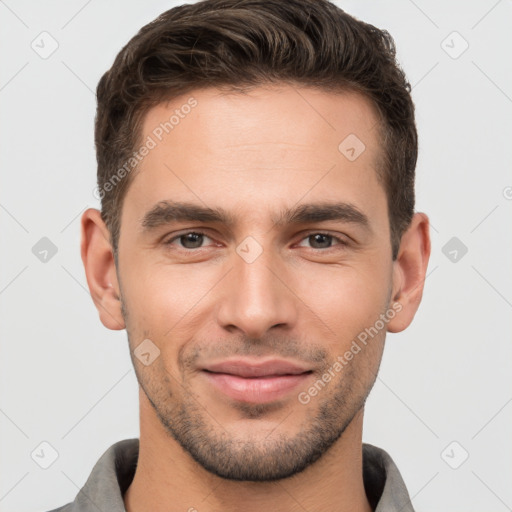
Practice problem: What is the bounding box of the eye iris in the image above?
[181,233,203,248]
[310,234,331,249]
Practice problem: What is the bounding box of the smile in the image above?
[201,358,313,403]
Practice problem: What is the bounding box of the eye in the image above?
[296,233,348,250]
[163,231,348,252]
[165,231,214,249]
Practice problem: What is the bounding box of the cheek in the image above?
[295,264,391,348]
[120,242,392,348]
[120,262,220,339]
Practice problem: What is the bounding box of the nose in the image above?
[216,247,298,339]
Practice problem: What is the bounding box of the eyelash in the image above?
[163,230,349,251]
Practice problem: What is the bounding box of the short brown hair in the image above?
[95,0,417,260]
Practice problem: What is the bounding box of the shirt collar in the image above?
[57,438,415,512]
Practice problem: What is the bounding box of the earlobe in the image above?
[80,208,125,331]
[387,212,431,333]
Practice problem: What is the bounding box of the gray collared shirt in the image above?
[46,438,415,512]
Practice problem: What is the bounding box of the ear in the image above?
[387,212,431,333]
[80,208,125,330]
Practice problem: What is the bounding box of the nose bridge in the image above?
[216,242,297,338]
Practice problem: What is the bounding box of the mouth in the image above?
[201,359,314,403]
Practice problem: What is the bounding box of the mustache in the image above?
[179,335,330,372]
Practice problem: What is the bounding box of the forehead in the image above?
[122,85,387,232]
[141,85,381,164]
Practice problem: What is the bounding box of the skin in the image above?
[81,85,430,512]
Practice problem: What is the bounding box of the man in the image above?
[50,0,430,510]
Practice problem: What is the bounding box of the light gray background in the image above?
[1,1,511,511]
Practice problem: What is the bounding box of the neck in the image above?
[124,390,372,512]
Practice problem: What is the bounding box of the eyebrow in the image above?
[140,200,371,233]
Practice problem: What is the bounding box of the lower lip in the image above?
[202,371,312,403]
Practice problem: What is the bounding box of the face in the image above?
[111,85,401,480]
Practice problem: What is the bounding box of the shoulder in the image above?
[44,504,73,512]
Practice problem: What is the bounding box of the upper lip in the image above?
[202,358,312,378]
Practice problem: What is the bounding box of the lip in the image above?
[201,358,313,403]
